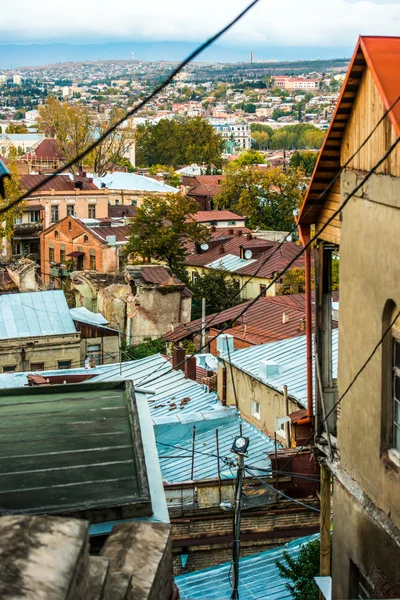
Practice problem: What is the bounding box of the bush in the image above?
[276,537,321,600]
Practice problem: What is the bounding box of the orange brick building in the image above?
[40,216,130,288]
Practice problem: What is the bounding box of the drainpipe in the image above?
[297,223,313,425]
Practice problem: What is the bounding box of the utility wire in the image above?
[0,0,261,217]
[135,132,400,388]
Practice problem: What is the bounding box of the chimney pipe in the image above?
[246,233,252,241]
[218,245,225,255]
[282,312,289,324]
[172,346,185,371]
[184,356,197,381]
[228,228,234,235]
[210,225,216,232]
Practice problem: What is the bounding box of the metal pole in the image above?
[274,433,279,505]
[216,428,222,504]
[283,385,290,447]
[190,426,196,481]
[201,297,206,350]
[231,454,244,600]
[320,463,331,586]
[118,324,122,376]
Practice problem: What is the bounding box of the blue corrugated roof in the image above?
[205,254,257,273]
[0,291,77,340]
[69,306,109,326]
[93,172,179,193]
[176,534,319,600]
[0,354,220,421]
[220,331,338,407]
[156,408,277,483]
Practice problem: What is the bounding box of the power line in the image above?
[134,131,400,389]
[0,0,261,217]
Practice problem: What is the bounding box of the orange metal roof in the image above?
[298,35,400,226]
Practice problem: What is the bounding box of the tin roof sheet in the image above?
[176,534,319,600]
[94,172,179,193]
[69,307,109,326]
[0,290,77,340]
[220,330,339,407]
[205,253,257,272]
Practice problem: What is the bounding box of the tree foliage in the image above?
[229,150,265,167]
[124,193,208,278]
[6,123,28,133]
[121,337,165,361]
[251,123,325,151]
[276,537,321,600]
[290,150,318,176]
[0,147,24,242]
[38,98,134,175]
[135,117,224,168]
[188,269,241,320]
[147,164,181,188]
[215,165,304,230]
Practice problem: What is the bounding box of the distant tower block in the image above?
[250,52,254,64]
[131,51,135,61]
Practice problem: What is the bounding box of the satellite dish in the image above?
[205,355,218,371]
[200,243,209,251]
[244,249,253,259]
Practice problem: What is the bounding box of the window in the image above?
[13,242,22,255]
[260,284,267,297]
[88,204,96,219]
[228,221,236,225]
[349,561,375,599]
[30,210,40,223]
[49,248,54,263]
[60,250,66,264]
[51,205,59,222]
[14,216,22,225]
[67,205,75,217]
[88,344,101,365]
[391,337,400,465]
[90,255,96,270]
[192,271,198,285]
[58,360,71,370]
[130,200,137,206]
[68,222,72,231]
[31,362,44,371]
[251,399,261,420]
[115,199,120,205]
[54,230,59,239]
[3,365,16,373]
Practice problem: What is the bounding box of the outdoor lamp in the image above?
[231,436,250,455]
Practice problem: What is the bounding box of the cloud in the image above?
[0,0,399,46]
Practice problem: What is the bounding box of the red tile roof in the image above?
[188,184,221,198]
[22,174,98,193]
[108,205,137,218]
[298,35,400,226]
[22,138,65,161]
[189,210,245,223]
[235,242,306,279]
[141,266,182,285]
[191,175,225,186]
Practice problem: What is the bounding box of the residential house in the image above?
[71,265,192,343]
[297,36,400,598]
[0,133,44,157]
[0,290,119,372]
[185,236,306,300]
[20,137,66,172]
[181,175,225,210]
[93,171,179,207]
[218,330,338,445]
[209,118,251,151]
[40,216,130,289]
[188,209,245,228]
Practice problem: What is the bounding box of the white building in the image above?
[209,118,251,150]
[13,75,22,86]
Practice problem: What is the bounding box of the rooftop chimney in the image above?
[218,245,225,255]
[172,346,185,371]
[246,233,252,241]
[282,312,289,324]
[185,356,197,381]
[228,228,234,235]
[210,225,216,232]
[235,229,243,237]
[299,317,306,331]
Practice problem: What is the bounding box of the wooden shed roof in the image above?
[298,36,400,226]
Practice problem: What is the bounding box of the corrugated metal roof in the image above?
[69,307,109,326]
[156,410,276,483]
[0,291,77,340]
[21,174,98,193]
[206,253,257,272]
[93,172,179,193]
[221,331,339,407]
[176,534,319,600]
[86,223,131,243]
[141,266,182,285]
[190,210,243,222]
[186,236,270,268]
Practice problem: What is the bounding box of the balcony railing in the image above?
[14,221,44,234]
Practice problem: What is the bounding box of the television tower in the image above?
[250,51,254,64]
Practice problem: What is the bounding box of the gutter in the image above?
[297,223,313,425]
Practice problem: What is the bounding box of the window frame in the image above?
[251,399,261,420]
[60,250,66,264]
[90,255,96,270]
[49,248,55,263]
[51,205,59,223]
[66,205,75,217]
[390,336,400,466]
[3,365,16,373]
[58,360,72,370]
[30,362,44,371]
[88,204,96,219]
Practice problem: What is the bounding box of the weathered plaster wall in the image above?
[0,334,81,372]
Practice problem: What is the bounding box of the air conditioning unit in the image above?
[259,359,279,379]
[106,235,117,246]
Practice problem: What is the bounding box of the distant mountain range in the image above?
[0,41,353,69]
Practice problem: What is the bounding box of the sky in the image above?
[1,0,399,48]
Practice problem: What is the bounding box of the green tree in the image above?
[276,538,320,600]
[6,123,28,134]
[124,194,208,278]
[290,150,318,176]
[214,164,304,230]
[121,337,165,360]
[251,131,270,150]
[148,164,180,188]
[188,269,241,319]
[229,150,265,167]
[244,103,257,113]
[135,117,224,168]
[0,147,24,242]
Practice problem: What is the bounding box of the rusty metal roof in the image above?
[189,210,245,223]
[298,35,400,226]
[141,266,182,285]
[185,236,272,268]
[87,224,131,243]
[22,174,98,194]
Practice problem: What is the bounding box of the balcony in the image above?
[14,221,44,236]
[49,264,72,278]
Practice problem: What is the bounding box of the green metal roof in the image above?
[0,381,151,522]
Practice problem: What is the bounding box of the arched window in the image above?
[381,299,400,466]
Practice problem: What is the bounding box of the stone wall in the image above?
[0,516,174,600]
